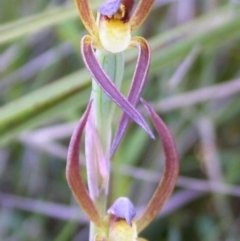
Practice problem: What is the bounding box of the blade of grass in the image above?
[1,6,240,144]
[0,1,102,44]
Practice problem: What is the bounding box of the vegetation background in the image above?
[1,0,240,240]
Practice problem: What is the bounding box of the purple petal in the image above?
[111,37,151,156]
[108,197,136,226]
[81,35,154,140]
[85,107,110,199]
[98,0,134,18]
[98,0,123,16]
[66,100,104,228]
[136,99,179,232]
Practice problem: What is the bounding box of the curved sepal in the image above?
[111,37,150,156]
[81,35,154,139]
[74,0,99,40]
[130,0,155,31]
[136,99,179,232]
[66,100,104,228]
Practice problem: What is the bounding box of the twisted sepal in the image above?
[81,35,154,139]
[74,0,98,40]
[130,0,156,31]
[111,36,150,156]
[136,99,179,232]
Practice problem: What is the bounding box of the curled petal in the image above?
[66,101,104,228]
[85,111,99,199]
[111,37,150,156]
[85,108,110,199]
[130,0,155,31]
[81,35,154,139]
[74,0,99,40]
[136,99,179,232]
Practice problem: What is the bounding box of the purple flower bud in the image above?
[108,197,136,226]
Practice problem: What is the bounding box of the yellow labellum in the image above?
[99,18,131,53]
[109,220,137,241]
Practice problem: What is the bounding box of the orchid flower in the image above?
[66,1,179,240]
[75,0,156,145]
[66,100,179,241]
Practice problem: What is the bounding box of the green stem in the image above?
[88,50,124,240]
[91,50,124,139]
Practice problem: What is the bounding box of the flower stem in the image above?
[92,50,124,137]
[88,50,124,239]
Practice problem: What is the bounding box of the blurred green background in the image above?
[1,0,240,240]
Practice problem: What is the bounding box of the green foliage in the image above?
[1,1,240,240]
